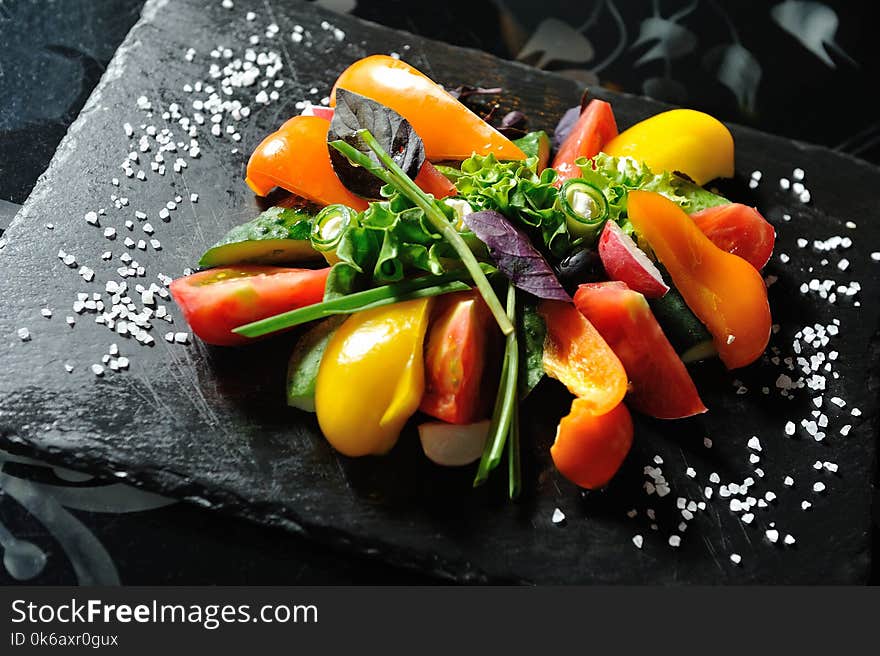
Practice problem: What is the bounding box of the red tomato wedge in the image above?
[551,399,634,490]
[552,99,618,184]
[538,300,627,415]
[246,115,369,210]
[420,291,497,424]
[574,282,707,419]
[415,161,457,199]
[691,203,776,270]
[169,266,330,346]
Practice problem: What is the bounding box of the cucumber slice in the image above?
[199,206,320,267]
[286,315,347,412]
[648,282,715,361]
[513,131,551,172]
[557,178,609,239]
[310,204,356,253]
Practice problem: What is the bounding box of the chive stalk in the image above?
[330,132,514,336]
[473,283,519,486]
[233,269,480,337]
[508,399,521,500]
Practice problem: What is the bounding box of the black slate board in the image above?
[0,0,877,583]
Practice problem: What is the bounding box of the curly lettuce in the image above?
[441,150,730,260]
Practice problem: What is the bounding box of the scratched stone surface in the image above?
[0,0,877,583]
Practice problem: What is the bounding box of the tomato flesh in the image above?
[552,99,618,183]
[420,291,496,424]
[170,266,330,346]
[690,203,776,270]
[415,161,457,199]
[551,399,633,489]
[574,281,707,419]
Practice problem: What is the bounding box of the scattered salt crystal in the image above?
[784,476,794,487]
[632,535,643,549]
[747,436,762,451]
[730,553,742,565]
[174,332,189,344]
[551,508,565,524]
[765,529,779,543]
[91,364,105,376]
[703,437,712,448]
[685,467,696,479]
[801,500,812,510]
[812,481,826,493]
[668,535,681,548]
[784,534,796,545]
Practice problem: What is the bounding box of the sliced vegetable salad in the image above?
[169,54,775,497]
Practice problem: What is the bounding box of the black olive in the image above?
[556,248,605,295]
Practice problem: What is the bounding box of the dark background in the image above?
[0,0,877,584]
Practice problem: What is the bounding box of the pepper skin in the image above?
[246,115,369,210]
[626,191,771,369]
[315,298,433,456]
[603,109,734,185]
[330,55,525,162]
[538,300,628,415]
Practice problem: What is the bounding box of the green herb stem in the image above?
[473,283,519,486]
[508,400,521,500]
[335,131,513,336]
[233,269,478,337]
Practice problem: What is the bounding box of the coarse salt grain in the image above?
[551,508,565,524]
[632,535,643,549]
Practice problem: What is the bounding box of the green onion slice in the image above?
[558,178,609,238]
[310,204,355,252]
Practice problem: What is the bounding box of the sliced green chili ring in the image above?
[558,178,609,239]
[310,204,356,252]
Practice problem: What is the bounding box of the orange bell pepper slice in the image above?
[245,115,368,210]
[330,55,525,162]
[538,300,628,415]
[627,191,771,369]
[551,399,633,490]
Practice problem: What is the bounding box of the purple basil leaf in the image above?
[498,110,528,138]
[446,85,503,101]
[463,210,571,301]
[328,88,425,199]
[552,105,582,151]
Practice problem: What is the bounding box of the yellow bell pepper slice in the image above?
[603,109,734,185]
[315,298,433,456]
